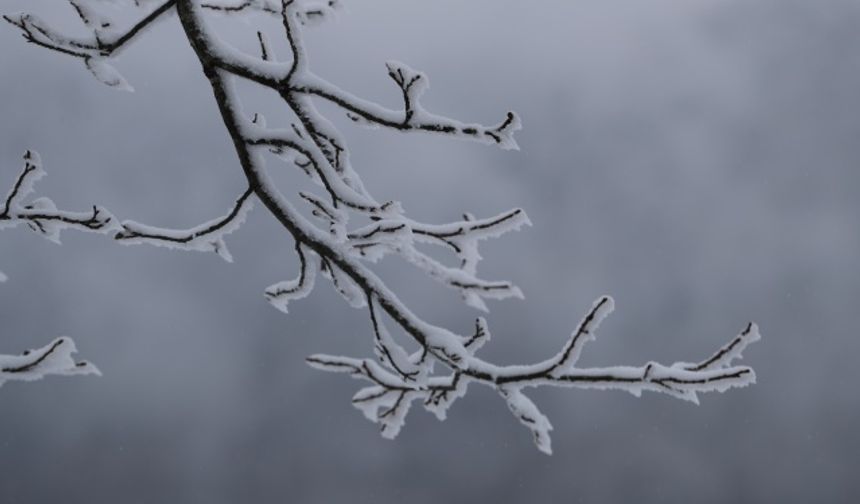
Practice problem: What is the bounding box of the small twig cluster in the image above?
[0,150,115,241]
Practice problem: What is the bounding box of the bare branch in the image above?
[369,296,427,383]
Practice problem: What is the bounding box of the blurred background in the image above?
[1,0,858,502]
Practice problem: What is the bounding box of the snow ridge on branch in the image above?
[5,0,760,454]
[0,337,100,389]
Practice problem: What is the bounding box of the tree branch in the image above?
[115,186,254,262]
[6,0,760,455]
[292,74,522,150]
[3,1,177,90]
[0,151,117,243]
[0,337,100,388]
[174,0,758,454]
[3,1,177,59]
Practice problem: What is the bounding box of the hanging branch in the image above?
[4,0,759,454]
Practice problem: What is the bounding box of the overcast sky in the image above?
[1,0,859,502]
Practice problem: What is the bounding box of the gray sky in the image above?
[1,0,859,502]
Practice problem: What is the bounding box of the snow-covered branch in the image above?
[5,0,760,454]
[0,337,100,389]
[293,71,522,150]
[3,0,177,91]
[309,297,757,454]
[3,0,176,59]
[0,152,103,390]
[202,0,343,26]
[265,242,319,312]
[115,187,254,262]
[201,0,279,15]
[0,151,117,243]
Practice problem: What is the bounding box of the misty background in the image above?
[1,0,858,502]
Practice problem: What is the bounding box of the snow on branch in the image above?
[115,187,254,262]
[201,0,343,26]
[0,153,104,391]
[246,132,378,211]
[309,297,757,454]
[264,242,319,313]
[6,0,760,454]
[3,0,178,91]
[0,151,117,243]
[294,70,522,150]
[0,337,100,389]
[201,0,280,15]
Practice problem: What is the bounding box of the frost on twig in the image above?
[6,0,760,454]
[309,297,758,454]
[0,152,104,391]
[0,151,117,243]
[0,337,101,388]
[115,187,254,262]
[2,0,178,91]
[201,0,280,15]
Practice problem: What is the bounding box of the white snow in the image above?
[0,337,100,389]
[85,57,135,92]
